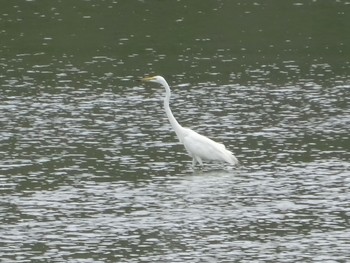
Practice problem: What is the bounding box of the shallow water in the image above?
[1,0,350,262]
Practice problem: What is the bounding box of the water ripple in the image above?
[1,16,349,261]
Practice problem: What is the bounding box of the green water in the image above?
[1,1,349,262]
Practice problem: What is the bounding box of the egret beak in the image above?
[141,76,156,82]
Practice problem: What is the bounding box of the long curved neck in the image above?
[162,80,184,138]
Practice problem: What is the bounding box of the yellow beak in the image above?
[141,76,156,82]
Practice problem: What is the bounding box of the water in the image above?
[1,1,350,262]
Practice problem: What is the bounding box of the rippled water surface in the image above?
[1,1,349,262]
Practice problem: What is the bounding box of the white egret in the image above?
[141,75,239,167]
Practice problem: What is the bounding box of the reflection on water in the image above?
[1,57,349,261]
[1,0,350,262]
[1,162,350,262]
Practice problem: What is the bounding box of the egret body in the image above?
[142,76,239,167]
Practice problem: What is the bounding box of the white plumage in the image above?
[142,75,239,167]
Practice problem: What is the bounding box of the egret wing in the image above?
[182,129,233,162]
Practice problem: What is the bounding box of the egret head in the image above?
[141,75,167,86]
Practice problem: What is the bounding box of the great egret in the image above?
[141,75,239,167]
